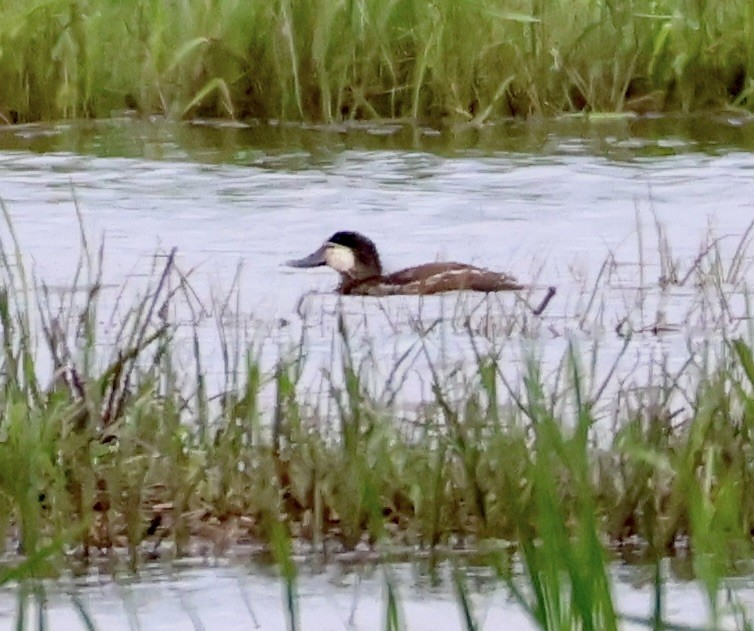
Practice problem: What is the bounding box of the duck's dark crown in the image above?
[327,231,382,276]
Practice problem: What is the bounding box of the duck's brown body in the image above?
[288,231,524,296]
[340,262,523,296]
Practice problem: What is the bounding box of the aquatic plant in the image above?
[0,0,751,124]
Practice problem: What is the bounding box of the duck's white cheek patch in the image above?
[324,244,355,274]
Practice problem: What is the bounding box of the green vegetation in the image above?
[1,205,754,629]
[0,0,752,124]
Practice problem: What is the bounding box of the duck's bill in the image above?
[287,245,327,268]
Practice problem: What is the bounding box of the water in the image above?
[2,115,754,408]
[2,114,754,627]
[2,557,754,630]
[2,116,754,399]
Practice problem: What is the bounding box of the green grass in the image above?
[2,206,754,629]
[0,0,752,124]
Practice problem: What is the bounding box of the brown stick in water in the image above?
[532,286,556,316]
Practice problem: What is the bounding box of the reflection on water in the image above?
[2,558,753,630]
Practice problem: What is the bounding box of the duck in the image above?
[286,231,528,297]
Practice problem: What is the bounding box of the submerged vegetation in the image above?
[0,0,753,124]
[1,202,754,628]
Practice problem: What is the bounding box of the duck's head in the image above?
[287,231,382,281]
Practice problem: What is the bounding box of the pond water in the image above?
[3,556,754,630]
[2,114,754,406]
[1,114,754,628]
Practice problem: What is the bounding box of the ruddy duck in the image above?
[287,231,528,296]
